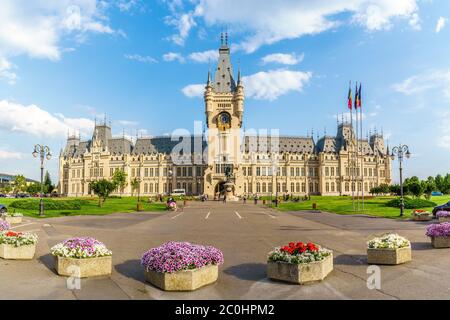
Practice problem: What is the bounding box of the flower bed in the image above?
[412,210,432,221]
[426,223,450,248]
[367,234,411,265]
[141,241,224,291]
[51,237,112,277]
[0,231,38,260]
[267,242,333,284]
[2,212,23,224]
[437,211,450,223]
[0,220,10,231]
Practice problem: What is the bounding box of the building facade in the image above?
[59,39,392,198]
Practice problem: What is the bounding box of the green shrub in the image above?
[385,197,437,209]
[9,199,88,210]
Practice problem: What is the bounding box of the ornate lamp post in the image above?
[32,144,52,217]
[390,144,411,217]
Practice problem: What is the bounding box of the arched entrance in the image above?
[214,181,226,196]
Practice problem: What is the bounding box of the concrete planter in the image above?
[0,243,36,260]
[430,236,450,248]
[438,216,450,223]
[367,246,411,265]
[267,254,333,284]
[54,255,112,278]
[145,264,218,291]
[412,214,432,221]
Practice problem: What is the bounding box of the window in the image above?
[302,183,306,193]
[256,167,261,176]
[145,168,148,177]
[176,167,181,176]
[188,167,193,177]
[256,182,261,193]
[331,167,335,176]
[291,182,295,193]
[243,167,247,176]
[331,182,335,192]
[296,167,300,176]
[290,167,295,177]
[325,167,329,176]
[262,183,267,193]
[296,183,300,193]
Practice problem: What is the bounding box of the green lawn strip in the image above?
[0,197,167,218]
[274,195,450,219]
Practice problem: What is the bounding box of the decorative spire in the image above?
[220,31,224,46]
[206,67,211,86]
[104,113,107,125]
[237,59,242,86]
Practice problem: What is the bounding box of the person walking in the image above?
[243,195,247,204]
[223,195,227,204]
[254,194,258,205]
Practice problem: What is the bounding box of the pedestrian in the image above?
[254,194,258,205]
[243,195,247,204]
[223,195,227,204]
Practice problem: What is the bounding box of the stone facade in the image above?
[59,40,392,198]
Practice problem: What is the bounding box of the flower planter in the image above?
[54,255,112,278]
[0,243,36,260]
[267,254,333,284]
[438,217,450,223]
[144,264,218,291]
[412,214,432,221]
[367,246,411,265]
[4,216,22,224]
[430,236,450,248]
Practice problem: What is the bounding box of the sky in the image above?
[0,0,449,184]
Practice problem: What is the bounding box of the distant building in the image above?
[0,173,38,187]
[59,37,392,197]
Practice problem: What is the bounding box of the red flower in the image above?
[6,231,20,237]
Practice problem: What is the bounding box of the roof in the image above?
[243,136,315,153]
[213,45,236,93]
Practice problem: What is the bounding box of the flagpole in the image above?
[355,82,360,212]
[349,82,355,211]
[360,83,364,211]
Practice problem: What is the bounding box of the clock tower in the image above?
[203,34,244,198]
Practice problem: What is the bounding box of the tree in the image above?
[423,177,436,200]
[3,184,12,194]
[408,180,424,198]
[378,183,390,195]
[389,184,401,196]
[112,169,127,197]
[89,179,116,207]
[26,183,41,194]
[43,171,54,194]
[130,178,140,202]
[13,175,27,194]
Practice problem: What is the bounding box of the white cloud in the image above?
[166,0,419,53]
[0,150,23,160]
[0,57,17,85]
[182,69,312,101]
[243,69,312,101]
[182,84,205,98]
[436,17,447,33]
[438,111,450,149]
[392,70,450,99]
[0,0,119,61]
[0,100,94,138]
[188,50,219,63]
[261,53,304,65]
[163,52,186,63]
[124,54,158,64]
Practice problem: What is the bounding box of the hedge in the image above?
[9,199,89,210]
[385,197,437,209]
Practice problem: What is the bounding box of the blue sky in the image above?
[0,0,449,183]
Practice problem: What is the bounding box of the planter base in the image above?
[438,217,450,223]
[412,215,432,221]
[55,256,112,278]
[367,246,411,265]
[3,216,23,224]
[267,254,333,284]
[0,243,35,260]
[145,264,218,291]
[431,236,450,248]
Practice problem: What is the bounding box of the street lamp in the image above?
[390,144,411,217]
[32,144,52,217]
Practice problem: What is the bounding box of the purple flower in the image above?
[437,211,450,218]
[141,241,224,273]
[0,220,10,231]
[426,222,450,237]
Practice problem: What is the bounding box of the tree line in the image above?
[370,173,450,199]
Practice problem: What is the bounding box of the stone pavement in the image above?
[1,201,449,300]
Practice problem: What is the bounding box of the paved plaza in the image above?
[1,201,449,300]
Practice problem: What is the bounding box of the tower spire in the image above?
[237,59,242,85]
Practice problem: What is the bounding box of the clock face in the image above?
[218,113,231,131]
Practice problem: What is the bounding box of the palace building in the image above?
[59,38,392,198]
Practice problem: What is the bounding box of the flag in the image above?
[357,83,362,108]
[347,84,352,110]
[354,82,359,109]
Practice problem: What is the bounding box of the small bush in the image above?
[9,199,88,210]
[385,197,437,209]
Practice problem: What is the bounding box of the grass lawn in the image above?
[0,197,167,218]
[274,195,450,219]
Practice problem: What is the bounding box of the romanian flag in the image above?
[354,82,359,109]
[347,84,352,110]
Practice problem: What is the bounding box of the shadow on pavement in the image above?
[115,259,145,283]
[411,241,433,250]
[334,254,367,266]
[223,263,267,281]
[39,253,58,275]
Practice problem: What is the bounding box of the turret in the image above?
[235,64,244,126]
